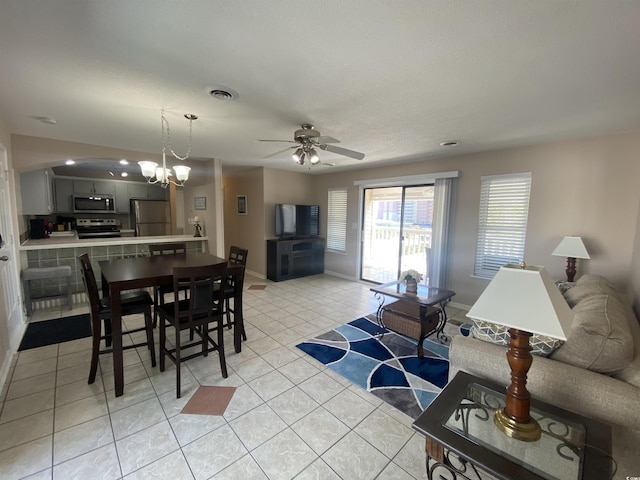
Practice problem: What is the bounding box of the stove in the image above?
[76,219,121,239]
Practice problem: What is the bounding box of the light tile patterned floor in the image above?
[0,273,469,480]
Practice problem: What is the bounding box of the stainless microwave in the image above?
[73,194,116,213]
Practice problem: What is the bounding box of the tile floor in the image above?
[0,273,469,480]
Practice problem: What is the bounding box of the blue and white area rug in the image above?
[297,316,469,419]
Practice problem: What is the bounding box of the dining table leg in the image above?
[234,282,243,353]
[109,282,124,397]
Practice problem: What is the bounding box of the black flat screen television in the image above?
[275,204,320,238]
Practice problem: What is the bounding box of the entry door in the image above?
[0,144,23,353]
[361,184,434,284]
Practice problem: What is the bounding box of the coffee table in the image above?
[370,281,455,357]
[412,371,612,480]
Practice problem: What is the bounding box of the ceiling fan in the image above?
[259,124,365,165]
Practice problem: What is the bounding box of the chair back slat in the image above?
[150,242,187,256]
[228,246,248,266]
[78,253,103,322]
[173,263,228,325]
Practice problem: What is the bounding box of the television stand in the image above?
[266,238,325,281]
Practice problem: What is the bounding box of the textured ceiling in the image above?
[1,1,639,175]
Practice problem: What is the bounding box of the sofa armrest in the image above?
[449,335,640,430]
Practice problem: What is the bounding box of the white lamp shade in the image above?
[173,165,191,181]
[551,236,590,259]
[466,264,573,340]
[138,161,158,178]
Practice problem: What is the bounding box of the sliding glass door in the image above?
[361,184,434,284]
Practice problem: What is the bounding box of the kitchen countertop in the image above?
[20,234,208,250]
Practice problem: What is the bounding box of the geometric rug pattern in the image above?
[297,316,469,419]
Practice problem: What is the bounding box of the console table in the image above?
[266,238,324,281]
[412,371,612,480]
[370,281,455,357]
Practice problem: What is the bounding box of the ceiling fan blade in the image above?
[319,144,365,160]
[262,146,295,159]
[257,139,297,143]
[317,136,340,144]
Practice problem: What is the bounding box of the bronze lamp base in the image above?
[494,408,541,441]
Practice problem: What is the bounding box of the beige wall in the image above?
[222,168,265,275]
[263,168,316,239]
[222,167,316,277]
[182,159,222,256]
[312,131,640,306]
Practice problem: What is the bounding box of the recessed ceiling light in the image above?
[439,140,459,147]
[121,172,128,177]
[119,159,129,165]
[108,171,115,176]
[65,159,75,165]
[206,86,239,100]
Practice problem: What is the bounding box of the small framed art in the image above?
[237,195,247,215]
[194,197,207,210]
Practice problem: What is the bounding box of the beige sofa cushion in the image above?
[551,294,634,373]
[563,275,621,308]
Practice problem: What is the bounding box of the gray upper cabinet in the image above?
[49,174,167,213]
[128,183,150,200]
[54,178,74,213]
[21,169,54,215]
[115,182,130,213]
[72,180,115,195]
[128,183,168,201]
[148,184,168,200]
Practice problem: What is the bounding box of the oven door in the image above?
[73,195,115,213]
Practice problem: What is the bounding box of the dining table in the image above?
[99,252,244,397]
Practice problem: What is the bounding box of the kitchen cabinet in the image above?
[54,178,74,213]
[129,183,167,201]
[148,184,168,200]
[21,169,54,215]
[73,180,115,195]
[115,182,130,213]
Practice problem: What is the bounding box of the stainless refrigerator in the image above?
[131,199,171,236]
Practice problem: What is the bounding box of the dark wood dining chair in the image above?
[220,246,248,340]
[78,253,156,385]
[149,242,187,327]
[156,262,228,398]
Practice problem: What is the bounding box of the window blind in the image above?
[474,173,532,279]
[327,187,347,252]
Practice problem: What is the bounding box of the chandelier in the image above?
[138,110,197,188]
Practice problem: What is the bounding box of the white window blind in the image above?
[474,173,532,279]
[327,187,347,252]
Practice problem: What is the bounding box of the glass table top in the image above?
[443,382,586,480]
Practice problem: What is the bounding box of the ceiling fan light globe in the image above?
[292,147,304,163]
[309,148,320,164]
[138,161,158,178]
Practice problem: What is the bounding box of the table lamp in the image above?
[551,236,590,282]
[466,263,573,441]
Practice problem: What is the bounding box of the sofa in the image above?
[449,274,640,479]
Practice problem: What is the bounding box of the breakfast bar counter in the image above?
[20,234,207,250]
[19,235,209,309]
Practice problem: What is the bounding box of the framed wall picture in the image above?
[237,195,247,215]
[194,197,207,210]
